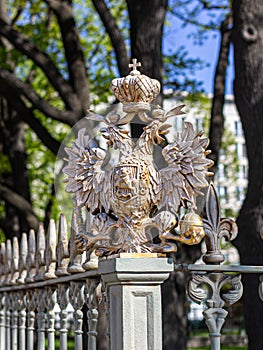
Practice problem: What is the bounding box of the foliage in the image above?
[168,0,230,44]
[163,49,209,92]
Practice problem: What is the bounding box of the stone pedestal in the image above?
[99,256,173,350]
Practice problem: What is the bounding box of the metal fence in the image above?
[1,212,263,350]
[0,214,101,350]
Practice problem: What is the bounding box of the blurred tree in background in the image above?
[0,0,262,349]
[233,0,263,349]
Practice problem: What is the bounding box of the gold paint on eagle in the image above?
[63,59,213,257]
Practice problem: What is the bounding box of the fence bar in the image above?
[27,311,35,350]
[0,294,5,350]
[174,263,263,273]
[46,287,57,350]
[47,309,55,350]
[60,309,68,350]
[86,279,100,350]
[11,308,18,350]
[87,309,98,350]
[18,309,26,350]
[69,282,85,350]
[5,293,11,350]
[58,284,69,350]
[204,308,228,350]
[37,311,46,350]
[27,291,36,350]
[6,309,11,350]
[36,289,46,350]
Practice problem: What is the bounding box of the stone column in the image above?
[99,255,173,350]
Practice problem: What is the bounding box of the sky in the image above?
[165,12,235,95]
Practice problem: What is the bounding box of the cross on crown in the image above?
[129,58,141,74]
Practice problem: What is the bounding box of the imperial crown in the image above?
[110,58,160,112]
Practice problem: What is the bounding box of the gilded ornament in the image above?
[178,213,205,245]
[63,59,214,257]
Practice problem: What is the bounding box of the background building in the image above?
[164,93,248,218]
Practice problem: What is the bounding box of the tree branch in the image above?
[169,8,219,30]
[0,68,77,126]
[0,86,64,157]
[200,0,228,10]
[46,0,89,111]
[11,5,25,25]
[0,183,39,231]
[21,108,65,158]
[0,18,80,112]
[91,0,129,76]
[208,11,232,175]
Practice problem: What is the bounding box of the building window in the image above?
[218,164,227,179]
[242,144,247,158]
[239,165,247,179]
[234,121,243,137]
[236,143,247,158]
[236,186,245,202]
[217,185,228,200]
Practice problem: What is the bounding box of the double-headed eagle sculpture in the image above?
[63,59,213,257]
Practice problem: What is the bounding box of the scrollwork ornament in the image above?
[69,281,85,343]
[69,281,85,311]
[188,272,243,308]
[11,291,20,311]
[203,308,228,341]
[46,287,57,311]
[85,278,101,344]
[57,284,70,343]
[36,288,46,313]
[57,284,69,311]
[18,291,26,311]
[85,278,101,309]
[46,287,57,348]
[4,291,11,311]
[203,184,238,264]
[26,289,36,312]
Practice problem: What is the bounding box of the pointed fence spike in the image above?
[4,239,12,285]
[0,243,6,284]
[17,232,28,284]
[67,212,85,274]
[44,219,57,279]
[25,229,36,283]
[56,214,70,276]
[10,236,19,284]
[34,224,46,281]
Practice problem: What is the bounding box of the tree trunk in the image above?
[127,0,167,83]
[0,97,37,238]
[232,1,263,349]
[126,0,167,138]
[208,12,232,175]
[91,0,129,77]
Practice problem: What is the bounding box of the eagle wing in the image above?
[63,128,110,214]
[159,122,213,213]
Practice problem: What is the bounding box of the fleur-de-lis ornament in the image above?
[202,183,238,264]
